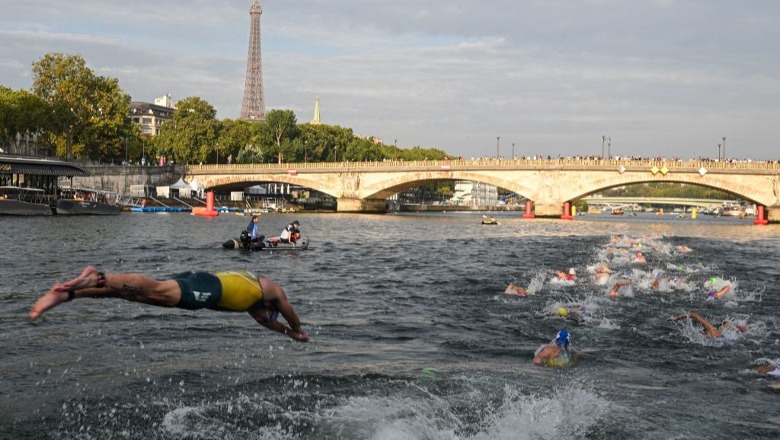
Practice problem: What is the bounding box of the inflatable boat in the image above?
[222,235,310,251]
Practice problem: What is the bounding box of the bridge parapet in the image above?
[184,159,780,221]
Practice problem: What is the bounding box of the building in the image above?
[129,94,176,137]
[450,181,498,207]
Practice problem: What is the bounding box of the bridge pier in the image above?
[764,206,780,224]
[532,204,564,218]
[337,198,387,213]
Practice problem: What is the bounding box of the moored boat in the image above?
[56,187,121,215]
[0,186,53,216]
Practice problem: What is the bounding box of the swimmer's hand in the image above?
[289,328,309,342]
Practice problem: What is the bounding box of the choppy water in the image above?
[1,211,779,439]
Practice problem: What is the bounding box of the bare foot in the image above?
[60,266,100,291]
[29,286,70,320]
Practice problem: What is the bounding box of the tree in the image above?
[217,119,252,164]
[0,87,50,155]
[31,53,132,160]
[265,109,299,163]
[156,97,219,164]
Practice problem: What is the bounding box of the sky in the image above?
[1,0,779,160]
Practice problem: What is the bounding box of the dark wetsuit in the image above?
[173,270,264,311]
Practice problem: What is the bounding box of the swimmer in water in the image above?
[593,263,611,286]
[634,252,646,264]
[706,285,731,301]
[676,245,693,253]
[669,312,749,338]
[608,280,632,298]
[555,306,585,324]
[533,330,581,367]
[504,283,528,296]
[753,361,780,376]
[554,268,577,281]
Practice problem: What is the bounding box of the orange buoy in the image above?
[193,191,219,217]
[522,200,535,219]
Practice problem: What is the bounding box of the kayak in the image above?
[222,236,310,251]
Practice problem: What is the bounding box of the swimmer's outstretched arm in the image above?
[252,278,309,342]
[669,312,722,338]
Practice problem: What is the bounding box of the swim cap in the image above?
[557,307,569,317]
[710,277,718,284]
[569,268,576,275]
[556,330,571,346]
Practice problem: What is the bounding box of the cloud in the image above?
[1,0,779,159]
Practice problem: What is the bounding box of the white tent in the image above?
[168,178,193,198]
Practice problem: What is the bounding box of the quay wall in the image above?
[61,165,186,195]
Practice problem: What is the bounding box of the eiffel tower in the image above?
[240,0,266,121]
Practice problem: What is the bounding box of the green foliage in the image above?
[156,97,219,164]
[265,109,299,163]
[31,53,132,160]
[0,87,50,154]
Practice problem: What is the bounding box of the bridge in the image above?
[184,158,780,223]
[582,197,735,211]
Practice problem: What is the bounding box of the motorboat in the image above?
[56,187,121,215]
[222,232,310,251]
[0,186,53,215]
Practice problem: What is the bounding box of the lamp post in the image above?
[512,142,515,159]
[607,137,612,159]
[496,136,500,159]
[124,136,128,164]
[722,136,726,160]
[601,135,606,159]
[717,143,722,161]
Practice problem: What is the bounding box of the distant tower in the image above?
[240,0,266,121]
[312,94,322,125]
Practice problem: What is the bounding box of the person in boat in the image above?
[532,330,581,367]
[29,266,309,342]
[668,312,748,339]
[504,283,527,296]
[279,220,301,244]
[244,215,265,249]
[554,268,577,281]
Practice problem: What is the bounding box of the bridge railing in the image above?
[188,158,780,173]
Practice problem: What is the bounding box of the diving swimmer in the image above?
[29,266,309,342]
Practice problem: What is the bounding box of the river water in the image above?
[1,211,779,439]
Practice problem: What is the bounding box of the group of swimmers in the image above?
[506,233,779,379]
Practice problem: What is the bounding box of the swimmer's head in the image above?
[556,330,571,347]
[557,307,569,317]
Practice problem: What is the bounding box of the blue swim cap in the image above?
[556,330,571,346]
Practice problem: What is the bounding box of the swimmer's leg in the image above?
[30,267,182,320]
